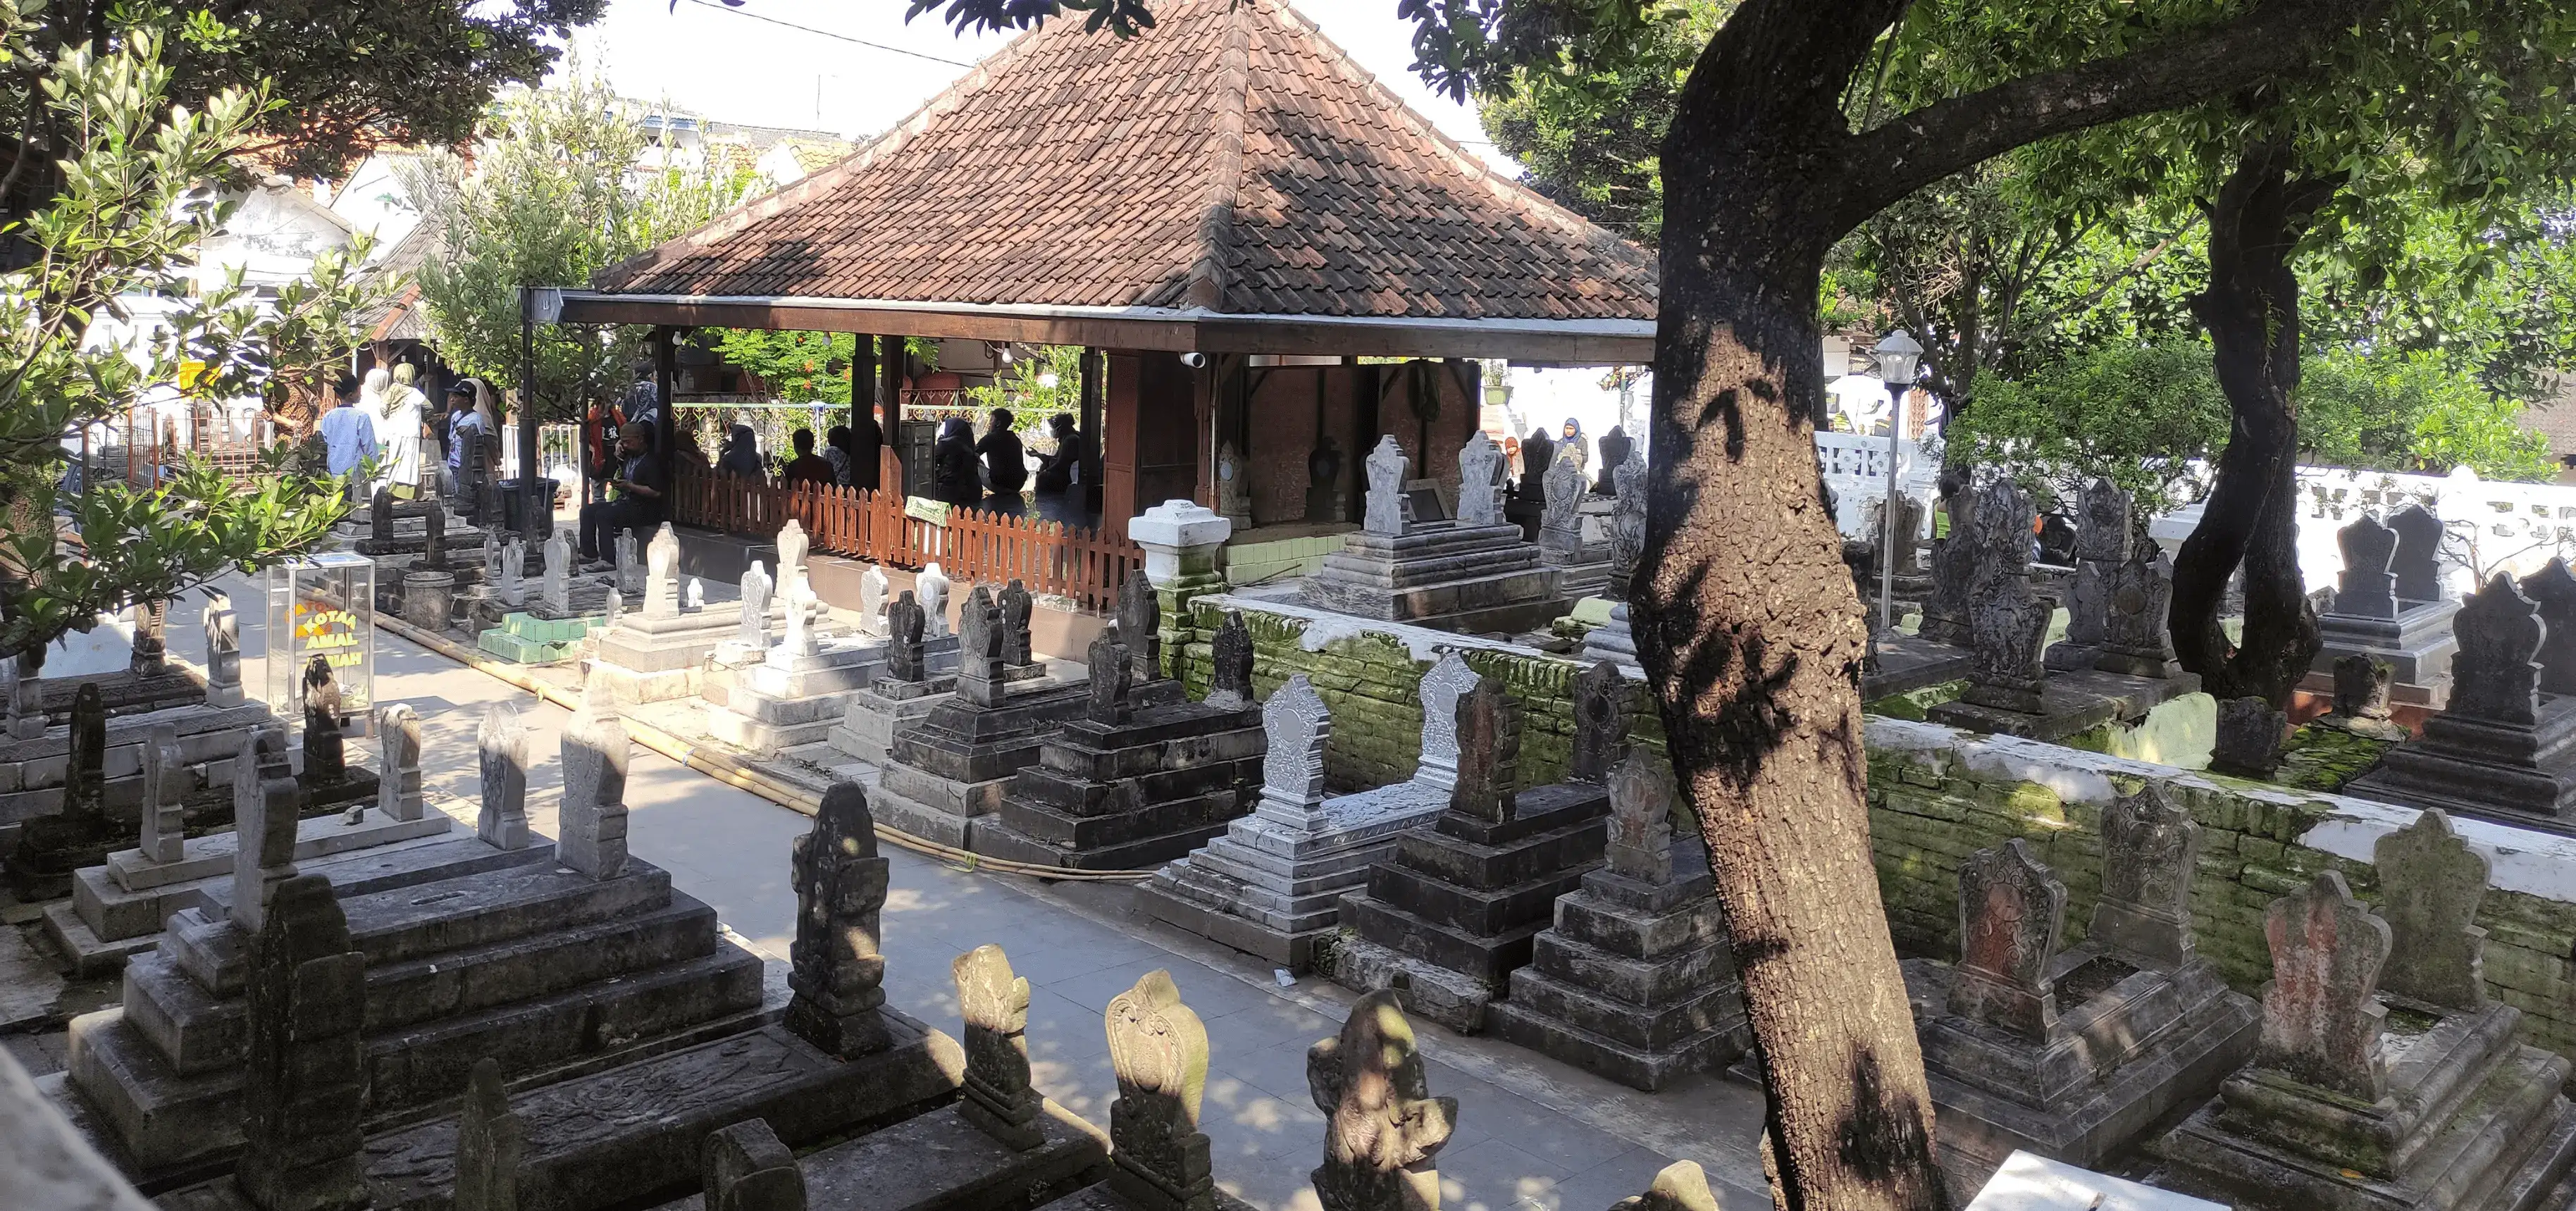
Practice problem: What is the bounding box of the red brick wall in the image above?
[1240,361,1475,527]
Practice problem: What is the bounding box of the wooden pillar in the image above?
[1101,351,1137,540]
[849,335,877,431]
[881,335,906,494]
[654,328,678,486]
[1079,347,1105,518]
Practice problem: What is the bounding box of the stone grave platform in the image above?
[827,670,958,766]
[2348,573,2576,836]
[1490,751,1750,1091]
[705,636,896,754]
[1865,632,1974,702]
[2303,600,2460,709]
[0,701,278,829]
[25,667,211,724]
[1302,521,1563,635]
[477,611,604,665]
[67,837,765,1174]
[1926,666,2202,743]
[588,598,829,704]
[870,678,1096,847]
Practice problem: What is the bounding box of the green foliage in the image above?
[1948,340,2230,512]
[2301,349,2558,482]
[0,13,353,659]
[962,345,1085,436]
[404,70,753,423]
[713,331,855,405]
[255,231,403,416]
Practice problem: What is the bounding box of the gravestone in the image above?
[1205,611,1254,710]
[129,599,168,677]
[1000,580,1034,666]
[203,592,244,707]
[1609,447,1647,599]
[918,563,951,640]
[614,528,640,598]
[886,592,927,683]
[2091,783,2201,967]
[2448,572,2540,726]
[954,943,1041,1148]
[859,564,890,637]
[543,529,573,615]
[956,585,1007,707]
[1949,839,2067,1039]
[2389,504,2447,603]
[229,729,300,934]
[1308,990,1457,1211]
[453,1058,523,1211]
[1568,659,1628,783]
[1335,670,1615,1031]
[2045,480,2130,672]
[3,654,36,738]
[604,587,623,629]
[2332,655,2393,721]
[301,657,347,787]
[1956,482,2051,714]
[1216,440,1252,526]
[557,688,631,880]
[777,518,810,600]
[1087,628,1132,726]
[1117,573,1163,683]
[702,1119,806,1211]
[2349,571,2576,832]
[8,683,119,897]
[1456,430,1506,528]
[376,700,425,824]
[1103,969,1215,1210]
[1540,447,1585,559]
[739,562,774,652]
[234,875,367,1211]
[2095,530,2182,678]
[500,536,526,608]
[2256,870,2391,1100]
[2374,809,2489,1011]
[643,524,680,619]
[2335,514,2401,619]
[785,782,891,1058]
[1363,435,1411,537]
[1921,481,1979,646]
[138,725,185,864]
[1492,750,1750,1090]
[476,703,531,850]
[2524,557,2576,695]
[686,578,705,610]
[2210,696,2288,778]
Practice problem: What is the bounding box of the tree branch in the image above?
[1829,0,2386,235]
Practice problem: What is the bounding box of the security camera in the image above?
[1180,352,1208,368]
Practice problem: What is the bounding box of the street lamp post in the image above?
[1872,329,1923,636]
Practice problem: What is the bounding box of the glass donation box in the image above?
[265,552,376,737]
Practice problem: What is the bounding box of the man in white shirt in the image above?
[316,376,376,502]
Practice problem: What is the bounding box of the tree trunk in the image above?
[2169,142,2328,704]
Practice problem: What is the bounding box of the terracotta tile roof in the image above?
[592,0,1656,322]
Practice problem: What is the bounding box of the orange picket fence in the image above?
[669,470,1141,614]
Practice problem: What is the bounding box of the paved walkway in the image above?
[171,577,1775,1211]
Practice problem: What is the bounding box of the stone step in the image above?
[1135,877,1321,972]
[648,1101,1110,1211]
[1395,812,1607,890]
[1010,757,1257,819]
[997,774,1249,841]
[1487,981,1749,1093]
[69,942,767,1173]
[359,1019,965,1211]
[121,893,727,1076]
[1365,859,1593,939]
[974,811,1238,873]
[1542,894,1733,983]
[1501,956,1745,1050]
[1339,890,1552,987]
[325,858,679,969]
[1036,711,1263,778]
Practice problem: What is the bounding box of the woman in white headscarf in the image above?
[367,366,428,498]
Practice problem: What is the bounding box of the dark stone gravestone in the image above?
[784,782,891,1058]
[2351,572,2576,833]
[2210,696,2288,778]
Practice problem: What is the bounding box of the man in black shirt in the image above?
[578,422,667,569]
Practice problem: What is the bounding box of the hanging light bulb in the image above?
[1036,370,1060,389]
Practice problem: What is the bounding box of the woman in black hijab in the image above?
[933,416,982,509]
[717,424,766,483]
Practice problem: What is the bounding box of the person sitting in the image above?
[976,407,1027,510]
[780,428,838,487]
[1033,413,1082,494]
[933,417,982,509]
[578,423,667,569]
[822,424,856,486]
[716,424,765,482]
[847,409,884,492]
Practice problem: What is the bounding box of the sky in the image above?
[569,0,1508,165]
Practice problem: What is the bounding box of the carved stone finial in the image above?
[1568,660,1628,783]
[954,944,1041,1149]
[1106,969,1215,1210]
[785,783,891,1058]
[1308,990,1458,1211]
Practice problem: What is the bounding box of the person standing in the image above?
[366,367,428,499]
[443,382,482,502]
[578,423,667,568]
[847,407,884,492]
[822,424,856,486]
[317,376,376,494]
[975,408,1027,512]
[717,425,766,482]
[932,417,982,509]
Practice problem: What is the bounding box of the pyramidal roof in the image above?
[592,0,1657,324]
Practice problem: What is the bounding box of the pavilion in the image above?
[538,0,1655,607]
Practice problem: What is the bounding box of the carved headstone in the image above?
[2374,809,2489,1012]
[2333,514,2400,619]
[2256,870,2391,1100]
[1456,430,1506,528]
[1117,572,1163,682]
[543,529,573,614]
[377,702,424,823]
[859,564,891,638]
[2332,655,2394,720]
[228,729,297,933]
[2091,783,2200,967]
[1089,626,1134,726]
[2451,571,2544,727]
[1948,838,2066,1041]
[1568,660,1628,784]
[1363,435,1411,538]
[1885,492,1927,577]
[558,691,631,880]
[776,518,811,601]
[1216,440,1252,524]
[603,587,624,631]
[1206,611,1255,710]
[499,536,526,607]
[1921,483,1979,646]
[1414,654,1481,792]
[1447,680,1521,824]
[953,943,1041,1148]
[302,656,347,787]
[2523,557,2576,695]
[886,592,927,683]
[371,489,394,540]
[422,502,448,571]
[2210,696,2288,778]
[453,1057,524,1211]
[2049,480,2131,671]
[1000,579,1034,666]
[775,578,817,664]
[1604,750,1678,885]
[2074,480,2131,563]
[1106,969,1215,1210]
[1962,481,2050,712]
[614,528,640,599]
[1540,448,1585,555]
[2389,504,2446,602]
[129,598,168,676]
[786,782,891,1057]
[958,585,1005,706]
[483,532,504,585]
[2099,531,2181,677]
[739,561,774,652]
[643,523,679,619]
[138,724,185,864]
[1262,676,1331,820]
[702,1119,806,1211]
[476,703,531,850]
[1308,990,1458,1211]
[63,682,106,820]
[917,562,950,639]
[686,577,705,611]
[1610,447,1648,591]
[237,875,368,1211]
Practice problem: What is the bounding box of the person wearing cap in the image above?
[578,421,667,569]
[443,381,483,502]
